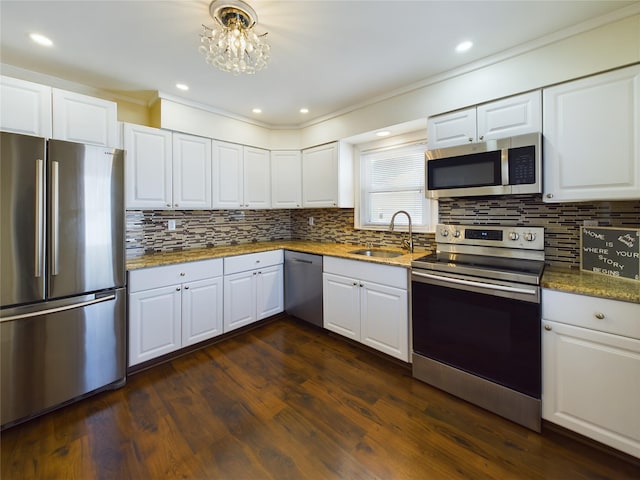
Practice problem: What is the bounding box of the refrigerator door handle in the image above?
[0,293,116,323]
[51,160,60,276]
[35,159,44,278]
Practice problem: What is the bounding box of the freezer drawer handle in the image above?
[51,161,60,276]
[0,294,116,323]
[35,159,44,277]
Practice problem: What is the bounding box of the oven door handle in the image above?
[412,271,538,296]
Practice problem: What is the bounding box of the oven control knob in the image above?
[453,230,461,238]
[524,232,537,242]
[440,229,449,237]
[508,232,520,241]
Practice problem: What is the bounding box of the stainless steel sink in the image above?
[349,249,403,258]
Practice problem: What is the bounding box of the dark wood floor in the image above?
[2,317,638,479]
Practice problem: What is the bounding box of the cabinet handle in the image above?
[176,287,181,291]
[594,312,605,320]
[544,324,552,331]
[546,193,553,199]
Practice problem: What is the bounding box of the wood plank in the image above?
[2,317,638,479]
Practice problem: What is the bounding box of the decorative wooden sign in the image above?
[580,226,640,281]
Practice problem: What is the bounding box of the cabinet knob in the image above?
[594,312,605,320]
[166,203,171,207]
[184,285,189,290]
[544,324,552,331]
[176,287,181,291]
[180,272,185,276]
[546,193,554,199]
[253,272,257,276]
[174,203,178,207]
[468,137,473,142]
[359,283,364,287]
[479,135,484,141]
[352,282,357,286]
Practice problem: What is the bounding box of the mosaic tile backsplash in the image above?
[126,196,640,268]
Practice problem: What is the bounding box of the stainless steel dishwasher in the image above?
[284,251,323,327]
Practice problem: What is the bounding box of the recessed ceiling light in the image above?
[176,83,189,91]
[376,130,391,137]
[252,108,262,114]
[299,108,309,114]
[30,33,53,47]
[455,40,473,53]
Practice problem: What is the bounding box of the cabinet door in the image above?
[322,273,360,340]
[223,270,257,332]
[427,107,476,149]
[477,91,541,141]
[129,285,182,366]
[542,320,640,458]
[243,146,271,209]
[256,264,283,320]
[543,65,640,202]
[124,123,172,209]
[360,281,408,361]
[0,76,52,137]
[52,88,117,147]
[271,150,302,208]
[302,143,338,207]
[173,133,212,209]
[182,277,223,346]
[212,141,244,208]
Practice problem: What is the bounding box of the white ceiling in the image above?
[1,1,638,128]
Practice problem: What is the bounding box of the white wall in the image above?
[299,14,640,149]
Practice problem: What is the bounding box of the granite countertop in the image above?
[126,240,427,271]
[126,241,640,304]
[541,266,640,304]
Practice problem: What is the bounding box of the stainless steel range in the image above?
[411,223,545,432]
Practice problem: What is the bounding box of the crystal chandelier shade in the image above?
[199,0,270,75]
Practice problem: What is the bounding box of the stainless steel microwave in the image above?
[425,132,542,198]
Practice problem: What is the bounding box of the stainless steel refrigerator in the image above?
[1,131,126,428]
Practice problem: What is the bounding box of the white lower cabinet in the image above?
[323,257,408,361]
[224,250,284,332]
[542,289,640,458]
[128,259,223,366]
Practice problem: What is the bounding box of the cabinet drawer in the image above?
[129,259,223,293]
[323,256,407,290]
[224,249,283,275]
[542,289,640,339]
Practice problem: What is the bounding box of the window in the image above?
[356,136,437,232]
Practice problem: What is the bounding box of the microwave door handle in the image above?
[501,148,509,186]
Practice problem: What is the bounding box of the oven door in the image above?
[411,270,541,398]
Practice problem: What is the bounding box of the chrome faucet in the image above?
[389,210,413,252]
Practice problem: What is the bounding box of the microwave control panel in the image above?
[508,145,536,185]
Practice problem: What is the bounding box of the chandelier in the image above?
[199,0,270,75]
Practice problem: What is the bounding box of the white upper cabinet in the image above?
[172,132,212,209]
[302,141,354,208]
[543,65,640,202]
[243,146,271,209]
[427,91,541,149]
[0,76,52,138]
[52,88,117,146]
[124,124,212,210]
[271,150,302,208]
[212,141,270,209]
[427,107,476,149]
[124,123,173,209]
[476,91,541,142]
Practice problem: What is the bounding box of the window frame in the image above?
[354,131,438,233]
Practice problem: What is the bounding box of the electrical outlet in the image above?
[583,220,598,227]
[168,219,176,231]
[308,216,314,226]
